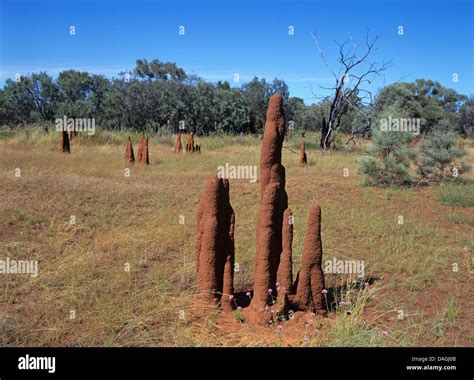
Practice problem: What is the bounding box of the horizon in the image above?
[1,0,473,104]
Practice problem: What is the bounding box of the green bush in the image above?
[417,125,470,182]
[357,110,415,187]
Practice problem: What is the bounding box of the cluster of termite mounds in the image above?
[195,93,325,324]
[124,135,149,165]
[175,132,201,154]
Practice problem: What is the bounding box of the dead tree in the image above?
[312,31,391,152]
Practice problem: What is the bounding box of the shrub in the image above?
[416,125,471,182]
[357,116,415,187]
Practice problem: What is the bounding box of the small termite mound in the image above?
[290,205,326,314]
[276,208,293,295]
[125,136,135,163]
[195,176,235,310]
[61,130,70,153]
[174,133,183,154]
[299,138,307,165]
[69,129,78,141]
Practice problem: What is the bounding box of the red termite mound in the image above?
[174,133,183,154]
[125,137,135,163]
[259,94,286,199]
[195,176,235,310]
[142,138,150,165]
[290,205,326,313]
[299,138,307,165]
[194,92,327,321]
[251,94,288,310]
[137,135,149,165]
[187,132,195,153]
[276,208,293,295]
[61,130,70,153]
[137,135,144,163]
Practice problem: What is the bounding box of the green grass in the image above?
[0,128,472,347]
[438,183,474,207]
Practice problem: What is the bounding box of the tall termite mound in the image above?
[142,138,150,165]
[195,176,235,311]
[194,93,326,319]
[174,133,183,154]
[125,137,135,163]
[137,135,144,163]
[251,93,288,309]
[186,132,195,153]
[137,135,149,165]
[299,137,307,165]
[251,93,325,315]
[61,130,70,153]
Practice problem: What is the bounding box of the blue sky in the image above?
[1,0,472,104]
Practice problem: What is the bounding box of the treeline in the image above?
[0,58,472,137]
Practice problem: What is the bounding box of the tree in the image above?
[313,32,390,151]
[133,58,187,81]
[458,98,474,137]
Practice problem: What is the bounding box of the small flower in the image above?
[339,301,346,307]
[303,336,310,344]
[237,306,242,311]
[277,287,281,292]
[276,325,283,332]
[276,282,280,287]
[364,282,369,287]
[381,330,389,337]
[264,305,270,311]
[322,289,328,294]
[310,312,316,318]
[228,295,234,300]
[346,300,352,305]
[268,288,273,294]
[246,291,251,297]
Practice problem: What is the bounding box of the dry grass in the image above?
[0,130,472,346]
